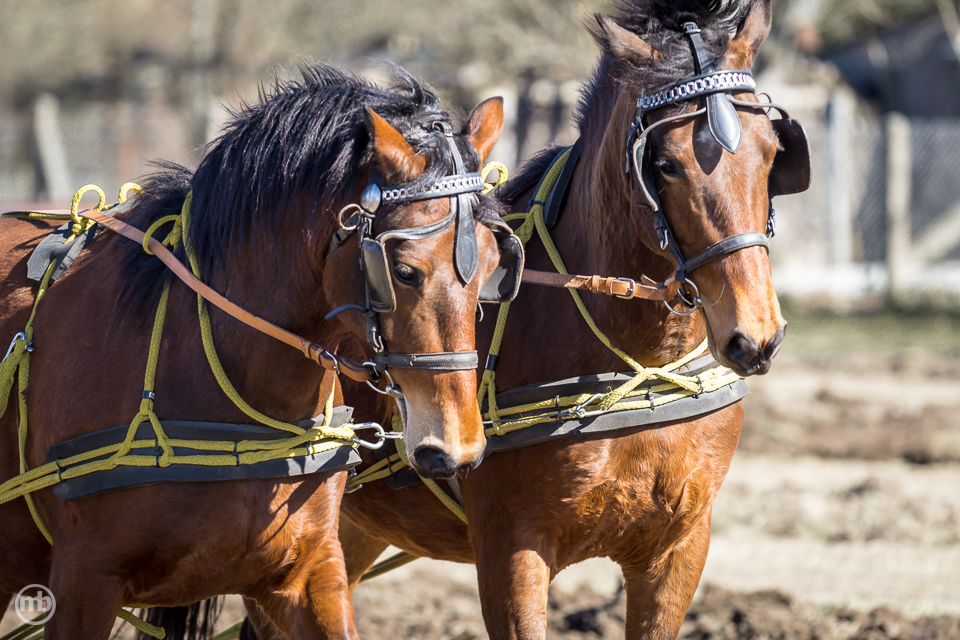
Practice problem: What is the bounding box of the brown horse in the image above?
[331,1,808,639]
[0,64,507,639]
[161,1,808,638]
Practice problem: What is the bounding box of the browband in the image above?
[639,71,756,113]
[375,173,484,206]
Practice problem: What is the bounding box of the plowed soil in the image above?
[3,309,959,639]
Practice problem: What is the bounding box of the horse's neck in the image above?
[171,234,336,422]
[545,79,707,368]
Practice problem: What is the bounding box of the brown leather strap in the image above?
[520,269,671,301]
[80,210,374,383]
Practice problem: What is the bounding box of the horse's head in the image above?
[593,0,809,376]
[325,97,512,479]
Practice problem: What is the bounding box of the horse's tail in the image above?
[134,598,224,640]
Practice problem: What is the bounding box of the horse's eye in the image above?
[393,263,423,286]
[655,159,680,178]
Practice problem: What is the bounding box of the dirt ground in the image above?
[344,308,960,640]
[3,309,959,639]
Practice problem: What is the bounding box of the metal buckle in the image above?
[559,393,605,420]
[614,277,637,300]
[321,349,340,375]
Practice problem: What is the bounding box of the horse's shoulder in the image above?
[0,218,59,319]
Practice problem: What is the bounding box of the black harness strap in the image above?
[46,407,362,501]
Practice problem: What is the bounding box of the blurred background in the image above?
[2,1,960,639]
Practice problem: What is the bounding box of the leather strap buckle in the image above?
[614,277,637,300]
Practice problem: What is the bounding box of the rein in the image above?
[83,207,378,383]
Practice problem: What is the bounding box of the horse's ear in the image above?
[365,108,428,181]
[724,0,773,70]
[592,13,660,66]
[465,97,504,165]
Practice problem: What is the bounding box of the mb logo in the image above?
[15,584,56,624]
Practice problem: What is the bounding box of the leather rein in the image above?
[80,208,377,382]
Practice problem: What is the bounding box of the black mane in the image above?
[117,63,492,313]
[574,0,759,131]
[501,0,759,209]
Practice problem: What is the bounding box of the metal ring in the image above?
[663,277,701,317]
[337,204,363,231]
[363,367,404,399]
[349,422,404,450]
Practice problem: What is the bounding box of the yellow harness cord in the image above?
[0,185,357,638]
[476,149,740,437]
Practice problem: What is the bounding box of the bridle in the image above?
[327,120,522,397]
[626,22,811,315]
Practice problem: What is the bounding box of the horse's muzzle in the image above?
[411,446,483,480]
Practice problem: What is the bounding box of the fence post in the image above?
[188,0,215,149]
[827,88,855,266]
[886,112,912,299]
[33,93,71,202]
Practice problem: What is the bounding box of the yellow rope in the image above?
[68,184,106,239]
[480,162,509,194]
[0,185,356,526]
[117,610,166,639]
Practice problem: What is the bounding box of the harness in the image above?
[345,145,748,521]
[325,121,524,402]
[627,22,811,312]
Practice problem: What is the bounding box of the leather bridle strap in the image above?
[80,210,375,383]
[680,231,769,277]
[372,351,479,372]
[520,269,671,301]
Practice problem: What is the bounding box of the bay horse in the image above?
[330,1,808,639]
[0,64,508,640]
[159,1,810,638]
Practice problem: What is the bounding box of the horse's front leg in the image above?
[473,527,552,640]
[246,534,359,640]
[338,516,389,591]
[619,506,713,640]
[44,537,125,640]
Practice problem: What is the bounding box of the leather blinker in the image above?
[360,238,397,313]
[479,228,525,304]
[769,118,811,197]
[631,134,661,212]
[682,22,743,154]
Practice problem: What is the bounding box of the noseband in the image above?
[627,22,810,314]
[326,121,490,395]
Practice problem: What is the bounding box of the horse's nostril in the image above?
[411,446,457,479]
[764,326,786,361]
[723,332,759,371]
